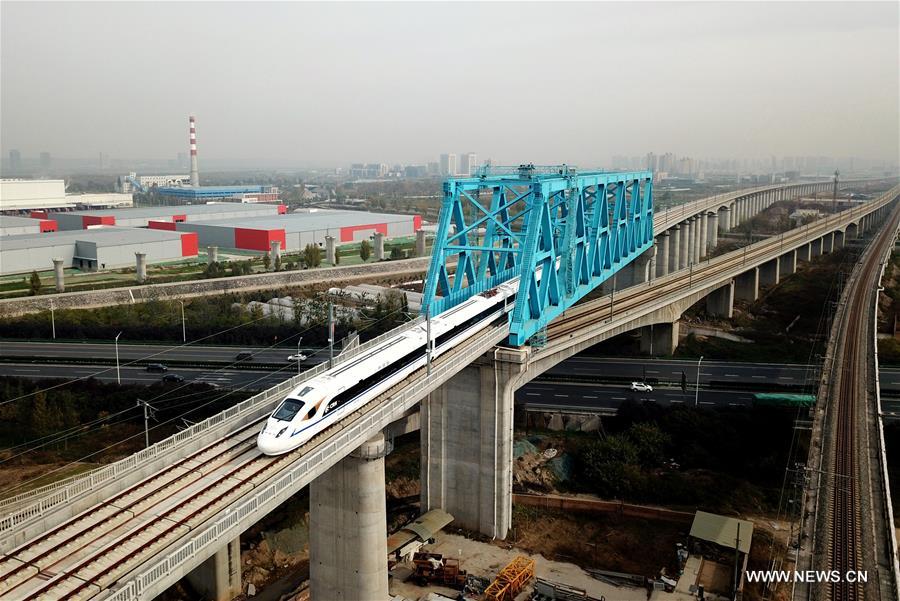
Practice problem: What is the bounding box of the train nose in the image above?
[257,433,282,455]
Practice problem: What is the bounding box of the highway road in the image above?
[5,340,900,390]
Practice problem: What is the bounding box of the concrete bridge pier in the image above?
[707,211,718,253]
[415,229,426,257]
[207,246,218,265]
[719,206,731,234]
[706,281,734,318]
[373,232,385,261]
[421,347,528,540]
[735,267,759,302]
[811,237,823,257]
[678,221,690,270]
[699,212,708,259]
[639,321,680,356]
[779,250,797,277]
[669,226,681,273]
[186,536,241,601]
[759,258,780,287]
[797,243,812,263]
[52,258,65,292]
[310,433,390,601]
[833,230,845,250]
[821,232,834,254]
[270,240,281,266]
[656,232,670,278]
[325,236,336,265]
[135,252,147,283]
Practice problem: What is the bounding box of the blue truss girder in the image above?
[421,168,653,346]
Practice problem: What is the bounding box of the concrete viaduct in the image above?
[0,180,896,601]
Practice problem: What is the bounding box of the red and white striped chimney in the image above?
[189,115,199,187]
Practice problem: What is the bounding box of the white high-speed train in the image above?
[257,280,519,455]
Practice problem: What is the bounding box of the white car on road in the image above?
[630,381,653,393]
[287,353,308,363]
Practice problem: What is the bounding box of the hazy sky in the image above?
[2,1,898,168]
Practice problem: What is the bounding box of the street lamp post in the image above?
[115,331,122,385]
[297,338,303,375]
[50,299,56,340]
[178,300,186,343]
[694,355,704,407]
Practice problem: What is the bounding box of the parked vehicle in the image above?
[146,363,168,372]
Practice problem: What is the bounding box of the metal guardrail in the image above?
[0,316,428,533]
[103,323,508,601]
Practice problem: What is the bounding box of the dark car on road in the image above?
[162,373,185,383]
[146,363,168,372]
[235,351,254,361]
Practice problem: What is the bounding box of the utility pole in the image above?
[115,331,122,385]
[327,301,334,369]
[733,523,741,601]
[178,300,186,342]
[137,399,155,448]
[50,299,56,340]
[832,169,839,214]
[694,355,704,407]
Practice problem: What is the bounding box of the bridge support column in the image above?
[821,232,833,254]
[833,230,844,250]
[706,211,718,253]
[779,250,797,277]
[719,206,731,233]
[639,321,680,356]
[415,229,426,257]
[421,347,528,540]
[694,215,702,264]
[135,252,147,283]
[797,243,812,263]
[679,221,690,270]
[735,267,759,302]
[656,232,670,278]
[811,237,823,257]
[373,232,385,261]
[310,433,390,601]
[699,212,708,259]
[669,226,681,273]
[325,235,336,265]
[207,246,219,265]
[270,240,281,267]
[706,282,734,318]
[52,258,65,292]
[186,536,241,601]
[759,258,780,287]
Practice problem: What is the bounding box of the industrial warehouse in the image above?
[168,209,421,251]
[0,227,197,276]
[0,206,420,274]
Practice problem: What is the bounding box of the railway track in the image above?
[0,323,502,600]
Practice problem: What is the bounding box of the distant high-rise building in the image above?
[440,153,457,177]
[427,162,440,175]
[645,152,657,172]
[39,152,51,169]
[459,152,477,176]
[8,150,21,172]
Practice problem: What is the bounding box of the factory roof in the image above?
[157,185,267,197]
[63,203,283,219]
[0,215,43,227]
[189,209,417,232]
[1,227,185,251]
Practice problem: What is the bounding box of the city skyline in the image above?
[1,2,898,169]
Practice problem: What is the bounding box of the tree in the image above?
[334,252,340,265]
[274,255,282,271]
[28,271,42,295]
[262,252,271,271]
[359,240,371,262]
[303,244,322,268]
[390,246,403,260]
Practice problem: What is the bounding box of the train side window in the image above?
[303,406,317,421]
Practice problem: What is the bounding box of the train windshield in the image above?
[273,398,305,421]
